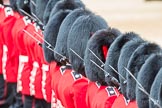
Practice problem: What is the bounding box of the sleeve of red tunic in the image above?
[28,24,44,99]
[57,68,74,108]
[111,94,128,108]
[86,81,101,108]
[72,76,88,108]
[12,26,26,92]
[58,69,88,108]
[92,86,119,108]
[0,5,4,74]
[50,62,64,107]
[12,16,31,55]
[23,24,40,97]
[50,61,61,97]
[127,101,138,108]
[1,8,20,82]
[34,30,52,103]
[21,25,34,96]
[23,23,37,61]
[0,44,3,74]
[0,5,7,23]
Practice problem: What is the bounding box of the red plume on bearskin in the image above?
[84,28,121,85]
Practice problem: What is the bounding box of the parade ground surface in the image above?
[82,0,162,46]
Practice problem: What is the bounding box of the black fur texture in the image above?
[16,0,31,15]
[9,0,18,11]
[67,14,108,76]
[149,67,162,108]
[49,0,84,18]
[136,53,162,108]
[43,10,71,63]
[159,84,162,107]
[35,0,49,22]
[84,28,121,85]
[54,8,91,63]
[118,38,144,99]
[30,0,36,15]
[104,32,142,86]
[43,0,60,25]
[127,42,162,101]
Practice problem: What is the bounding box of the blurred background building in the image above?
[82,0,162,46]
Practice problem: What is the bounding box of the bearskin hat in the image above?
[104,32,142,86]
[9,0,17,10]
[35,0,49,22]
[136,53,162,108]
[127,42,162,101]
[16,0,31,15]
[43,9,71,63]
[67,14,108,76]
[149,67,162,108]
[117,37,144,98]
[29,0,36,15]
[84,28,121,85]
[54,8,91,64]
[49,0,84,18]
[43,0,61,25]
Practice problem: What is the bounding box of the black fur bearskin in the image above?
[127,42,162,101]
[43,9,71,63]
[16,0,31,15]
[49,0,84,18]
[35,0,49,22]
[104,32,142,86]
[43,0,61,25]
[150,67,162,108]
[136,53,162,108]
[118,37,144,99]
[54,8,91,64]
[67,14,108,76]
[84,28,121,85]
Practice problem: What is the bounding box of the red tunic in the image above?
[0,5,5,75]
[127,101,138,108]
[111,94,128,108]
[72,76,88,108]
[34,29,52,102]
[11,16,31,92]
[57,67,88,108]
[21,24,34,95]
[91,86,119,108]
[86,81,101,108]
[23,23,43,99]
[51,90,65,108]
[50,62,62,99]
[50,62,64,107]
[0,5,7,23]
[0,6,17,76]
[1,7,20,82]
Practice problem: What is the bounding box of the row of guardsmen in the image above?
[0,0,162,108]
